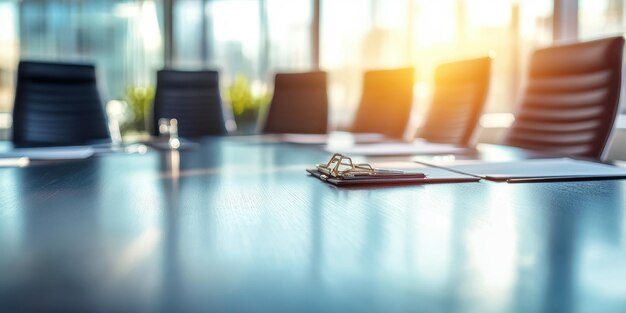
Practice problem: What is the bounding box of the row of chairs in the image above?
[10,36,624,159]
[12,61,479,143]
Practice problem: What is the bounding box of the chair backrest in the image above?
[12,61,110,146]
[418,57,492,146]
[505,37,624,159]
[262,71,328,134]
[151,70,227,137]
[351,68,414,138]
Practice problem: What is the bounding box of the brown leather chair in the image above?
[262,71,328,134]
[504,37,624,159]
[351,68,414,138]
[418,57,492,146]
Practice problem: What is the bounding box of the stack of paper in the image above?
[0,146,95,161]
[228,132,388,145]
[417,158,626,182]
[282,132,387,145]
[326,139,472,156]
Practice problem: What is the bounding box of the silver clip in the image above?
[316,153,404,178]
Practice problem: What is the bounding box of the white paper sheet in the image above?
[229,132,388,145]
[370,161,481,181]
[282,132,387,145]
[0,146,95,160]
[326,139,471,156]
[418,158,626,181]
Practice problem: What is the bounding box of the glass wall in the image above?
[173,0,312,92]
[0,0,163,113]
[320,0,413,127]
[0,0,560,130]
[0,0,18,113]
[321,0,553,128]
[579,0,625,39]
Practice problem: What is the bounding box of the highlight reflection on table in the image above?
[0,138,625,313]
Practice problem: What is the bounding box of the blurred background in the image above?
[0,0,624,144]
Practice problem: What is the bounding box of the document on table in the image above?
[307,161,480,186]
[325,139,472,156]
[0,146,95,160]
[417,158,626,182]
[229,132,388,145]
[228,134,284,144]
[369,161,481,183]
[282,132,387,145]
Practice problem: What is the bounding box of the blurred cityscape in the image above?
[0,0,623,128]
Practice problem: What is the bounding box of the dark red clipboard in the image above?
[306,168,479,186]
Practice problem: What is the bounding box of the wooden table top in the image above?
[1,137,625,313]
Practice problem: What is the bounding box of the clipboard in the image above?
[307,154,479,186]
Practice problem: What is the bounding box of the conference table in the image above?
[1,136,625,313]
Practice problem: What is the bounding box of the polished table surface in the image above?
[1,137,626,313]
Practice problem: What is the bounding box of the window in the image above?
[173,0,312,88]
[321,0,413,127]
[321,0,553,129]
[579,0,625,40]
[0,0,18,113]
[0,0,163,112]
[0,0,578,132]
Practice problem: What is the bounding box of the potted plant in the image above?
[225,75,271,134]
[121,85,155,136]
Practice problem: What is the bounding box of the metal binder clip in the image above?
[310,153,426,184]
[316,153,404,178]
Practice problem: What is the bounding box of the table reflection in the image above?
[0,139,625,312]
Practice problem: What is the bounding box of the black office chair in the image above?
[262,71,328,134]
[12,61,110,146]
[151,70,227,137]
[504,37,624,159]
[418,57,492,146]
[351,68,414,138]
